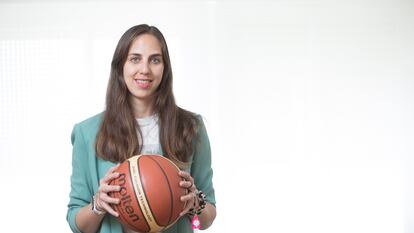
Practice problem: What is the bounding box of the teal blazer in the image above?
[67,113,216,233]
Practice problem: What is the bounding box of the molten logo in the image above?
[117,173,140,222]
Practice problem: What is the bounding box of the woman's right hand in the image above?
[94,163,121,217]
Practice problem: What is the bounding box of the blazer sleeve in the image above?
[191,117,216,206]
[66,124,93,233]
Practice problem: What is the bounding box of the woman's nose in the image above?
[139,61,150,74]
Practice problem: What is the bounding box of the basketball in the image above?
[109,154,187,232]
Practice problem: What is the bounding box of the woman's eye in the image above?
[130,57,139,63]
[151,58,161,64]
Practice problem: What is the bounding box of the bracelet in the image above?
[189,190,206,216]
[91,195,106,215]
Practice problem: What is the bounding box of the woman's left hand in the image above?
[178,170,197,216]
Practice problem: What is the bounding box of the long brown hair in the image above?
[96,24,199,168]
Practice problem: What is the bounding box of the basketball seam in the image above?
[146,156,174,227]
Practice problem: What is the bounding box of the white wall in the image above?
[0,0,413,232]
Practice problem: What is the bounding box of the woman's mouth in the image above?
[135,79,153,89]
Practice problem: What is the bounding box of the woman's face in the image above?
[123,33,164,104]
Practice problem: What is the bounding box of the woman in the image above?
[67,24,216,233]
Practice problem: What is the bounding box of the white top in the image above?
[136,114,161,155]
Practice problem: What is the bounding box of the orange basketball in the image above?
[109,154,187,232]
